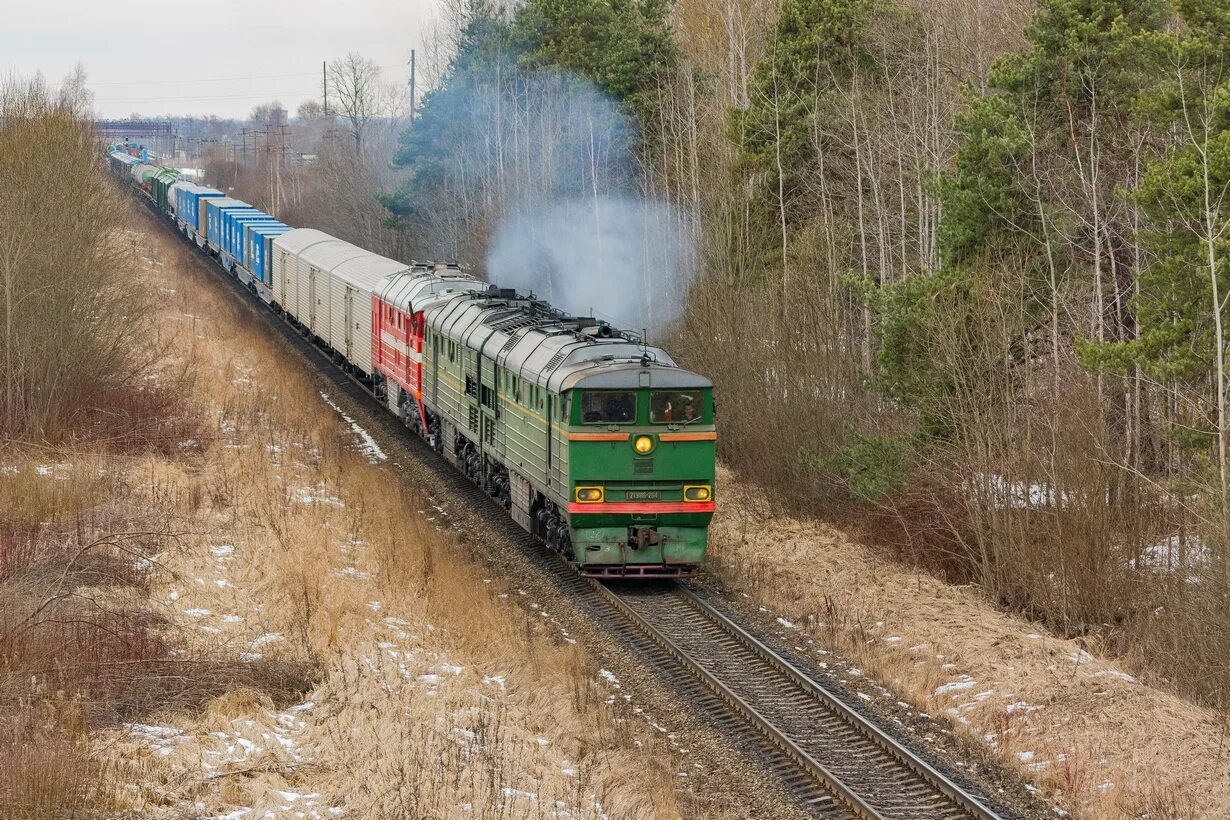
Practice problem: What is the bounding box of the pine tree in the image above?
[1083,0,1230,508]
[879,0,1168,439]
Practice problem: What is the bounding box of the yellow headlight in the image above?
[633,435,654,455]
[575,486,604,503]
[684,485,712,502]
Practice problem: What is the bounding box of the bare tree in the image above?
[328,53,388,154]
[249,100,287,127]
[296,99,325,121]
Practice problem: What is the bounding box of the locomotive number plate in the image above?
[625,490,661,501]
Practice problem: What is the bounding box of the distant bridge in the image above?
[94,119,175,138]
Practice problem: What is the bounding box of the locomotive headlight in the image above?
[575,486,605,503]
[683,485,713,502]
[633,435,655,455]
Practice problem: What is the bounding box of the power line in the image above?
[91,64,403,88]
[91,70,323,86]
[96,88,322,104]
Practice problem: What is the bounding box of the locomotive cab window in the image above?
[580,391,636,424]
[650,391,706,424]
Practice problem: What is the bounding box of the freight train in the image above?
[108,149,716,578]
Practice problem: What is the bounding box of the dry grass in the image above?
[78,221,688,818]
[708,464,1230,818]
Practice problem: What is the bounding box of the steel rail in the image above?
[676,589,1004,820]
[589,578,885,818]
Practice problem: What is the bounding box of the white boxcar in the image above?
[329,251,412,375]
[272,229,337,322]
[293,240,366,340]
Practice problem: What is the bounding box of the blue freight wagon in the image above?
[179,186,224,237]
[216,207,265,260]
[227,212,281,264]
[236,216,284,264]
[247,223,292,286]
[204,199,250,250]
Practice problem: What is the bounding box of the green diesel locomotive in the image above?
[372,274,716,578]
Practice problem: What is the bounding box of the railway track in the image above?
[596,582,1004,819]
[146,200,1015,819]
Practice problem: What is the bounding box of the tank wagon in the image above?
[110,155,716,578]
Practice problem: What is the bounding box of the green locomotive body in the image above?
[384,279,716,578]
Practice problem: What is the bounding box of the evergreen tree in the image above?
[1082,1,1230,492]
[879,0,1168,438]
[511,0,680,121]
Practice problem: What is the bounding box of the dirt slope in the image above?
[708,465,1230,819]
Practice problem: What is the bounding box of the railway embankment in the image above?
[705,466,1230,818]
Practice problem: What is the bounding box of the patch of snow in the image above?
[483,675,506,691]
[238,652,262,662]
[210,545,235,559]
[934,676,976,696]
[129,723,182,740]
[501,788,538,801]
[1006,701,1043,714]
[292,486,344,507]
[1134,535,1209,582]
[776,617,797,629]
[974,473,1069,509]
[320,391,388,462]
[249,633,284,648]
[1091,669,1137,683]
[183,608,212,618]
[598,669,620,688]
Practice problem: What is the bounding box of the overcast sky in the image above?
[1,0,437,119]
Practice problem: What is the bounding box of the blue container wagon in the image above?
[248,223,292,286]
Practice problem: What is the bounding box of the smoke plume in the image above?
[403,62,697,333]
[486,197,694,333]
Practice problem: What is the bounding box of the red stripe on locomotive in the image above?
[372,294,429,429]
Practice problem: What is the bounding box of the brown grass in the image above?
[708,463,1230,818]
[63,218,691,818]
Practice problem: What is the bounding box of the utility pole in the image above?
[322,61,329,116]
[241,126,255,167]
[275,123,289,217]
[408,50,416,123]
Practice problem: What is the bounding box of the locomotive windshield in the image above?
[650,391,704,424]
[581,391,636,424]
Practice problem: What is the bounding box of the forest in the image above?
[189,0,1230,712]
